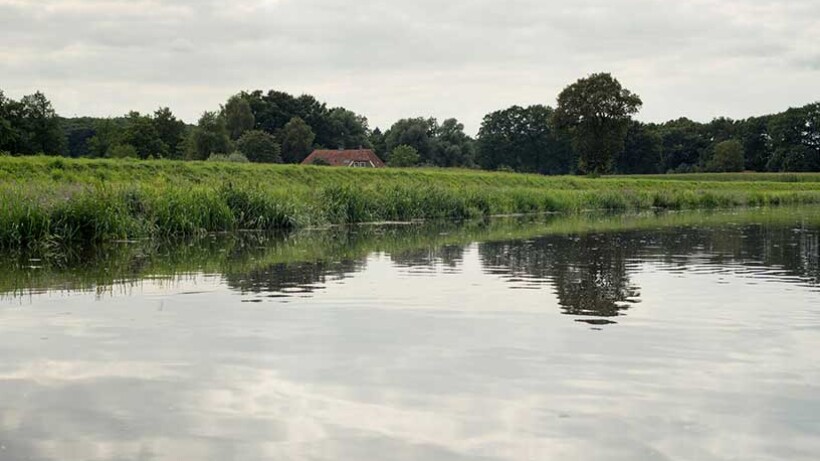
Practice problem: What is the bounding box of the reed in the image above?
[2,156,820,246]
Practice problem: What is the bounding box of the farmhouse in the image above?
[301,149,385,168]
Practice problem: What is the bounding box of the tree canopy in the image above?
[553,73,642,174]
[1,81,817,174]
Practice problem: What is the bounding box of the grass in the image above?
[2,156,820,247]
[2,205,816,296]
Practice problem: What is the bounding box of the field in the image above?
[2,156,820,246]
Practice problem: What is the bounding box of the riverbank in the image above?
[2,156,820,246]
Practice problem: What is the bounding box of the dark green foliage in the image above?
[707,140,745,172]
[61,117,97,158]
[327,108,371,149]
[477,105,573,174]
[120,111,168,159]
[615,121,662,174]
[187,111,231,160]
[0,90,65,155]
[388,145,420,167]
[433,118,476,167]
[236,130,281,163]
[553,73,642,174]
[0,83,817,175]
[370,127,387,157]
[223,95,255,140]
[240,90,367,150]
[657,118,712,172]
[384,118,437,164]
[152,107,187,159]
[280,116,315,164]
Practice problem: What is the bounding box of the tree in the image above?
[153,107,187,159]
[86,118,127,158]
[280,116,315,163]
[0,90,23,153]
[236,130,281,163]
[553,73,642,174]
[186,111,230,160]
[384,118,437,164]
[327,107,370,149]
[766,103,820,172]
[706,140,745,172]
[369,127,387,157]
[658,117,711,173]
[737,116,772,171]
[18,91,65,155]
[223,95,255,140]
[477,105,573,174]
[433,118,476,167]
[615,121,662,174]
[121,111,168,159]
[388,145,420,167]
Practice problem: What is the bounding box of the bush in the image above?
[109,144,139,159]
[236,130,282,163]
[388,145,420,167]
[208,152,249,163]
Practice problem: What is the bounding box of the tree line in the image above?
[1,73,817,173]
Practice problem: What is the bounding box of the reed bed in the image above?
[2,156,820,247]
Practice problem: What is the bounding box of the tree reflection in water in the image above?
[480,233,641,324]
[1,210,817,326]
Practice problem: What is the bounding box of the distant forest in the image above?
[1,73,818,174]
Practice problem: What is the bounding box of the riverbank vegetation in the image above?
[1,73,818,174]
[2,206,817,297]
[2,156,820,247]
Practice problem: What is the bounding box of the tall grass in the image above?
[2,156,820,246]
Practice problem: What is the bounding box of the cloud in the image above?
[0,0,818,133]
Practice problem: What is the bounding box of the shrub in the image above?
[208,152,249,163]
[388,145,420,167]
[236,130,282,163]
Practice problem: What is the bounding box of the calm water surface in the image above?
[1,208,819,461]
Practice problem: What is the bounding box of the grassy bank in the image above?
[2,156,820,247]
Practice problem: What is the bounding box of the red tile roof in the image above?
[302,149,385,168]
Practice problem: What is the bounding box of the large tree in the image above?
[17,91,65,155]
[186,111,231,160]
[384,117,437,164]
[477,105,573,174]
[327,108,371,149]
[153,107,187,159]
[0,90,21,153]
[120,111,168,159]
[553,73,642,174]
[433,118,476,167]
[280,116,315,164]
[223,94,255,140]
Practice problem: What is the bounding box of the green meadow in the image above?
[2,156,820,247]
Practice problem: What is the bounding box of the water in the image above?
[1,208,818,461]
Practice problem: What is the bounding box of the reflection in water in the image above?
[1,208,819,323]
[1,207,819,461]
[481,233,641,322]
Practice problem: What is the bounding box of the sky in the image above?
[1,0,818,134]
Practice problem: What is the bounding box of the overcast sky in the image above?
[1,0,818,134]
